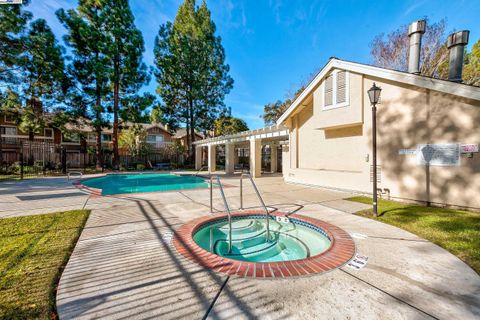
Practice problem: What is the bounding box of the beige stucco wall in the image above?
[282,68,480,209]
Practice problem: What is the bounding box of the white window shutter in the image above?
[336,71,346,104]
[324,75,333,106]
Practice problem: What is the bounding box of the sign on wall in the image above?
[460,144,479,153]
[398,149,416,155]
[416,144,460,166]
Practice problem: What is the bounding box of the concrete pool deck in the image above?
[1,174,479,319]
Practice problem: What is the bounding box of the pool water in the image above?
[81,173,208,195]
[193,216,332,263]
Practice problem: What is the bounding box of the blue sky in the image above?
[29,0,480,129]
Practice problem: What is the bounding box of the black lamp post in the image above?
[368,83,382,217]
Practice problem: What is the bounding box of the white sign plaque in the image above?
[416,144,460,166]
[460,144,479,153]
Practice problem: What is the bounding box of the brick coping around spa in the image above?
[173,210,356,279]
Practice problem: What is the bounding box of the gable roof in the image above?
[173,128,204,139]
[277,58,480,124]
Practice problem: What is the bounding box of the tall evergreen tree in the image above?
[57,0,111,169]
[103,0,149,168]
[0,0,32,84]
[154,0,233,162]
[20,19,66,140]
[120,92,156,124]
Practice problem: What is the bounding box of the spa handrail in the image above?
[214,175,233,254]
[240,173,270,240]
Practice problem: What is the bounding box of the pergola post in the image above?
[270,143,277,173]
[249,138,262,178]
[208,144,216,172]
[225,143,235,174]
[195,146,202,170]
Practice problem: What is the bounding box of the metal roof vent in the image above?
[447,30,470,82]
[407,20,426,74]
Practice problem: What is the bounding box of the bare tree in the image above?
[370,18,449,79]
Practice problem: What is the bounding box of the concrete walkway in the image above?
[1,175,479,319]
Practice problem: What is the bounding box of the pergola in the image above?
[193,125,289,177]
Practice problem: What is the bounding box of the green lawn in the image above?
[0,210,90,319]
[348,196,480,274]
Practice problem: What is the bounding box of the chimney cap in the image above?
[447,30,469,48]
[408,20,426,36]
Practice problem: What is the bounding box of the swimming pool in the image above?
[81,173,208,195]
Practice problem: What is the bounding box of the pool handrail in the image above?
[193,165,210,177]
[240,173,270,241]
[191,166,214,213]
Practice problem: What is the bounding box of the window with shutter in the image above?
[324,75,333,106]
[336,71,346,104]
[323,70,349,110]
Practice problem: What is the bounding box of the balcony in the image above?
[147,141,172,149]
[1,134,54,146]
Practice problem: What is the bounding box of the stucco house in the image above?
[277,57,480,209]
[194,23,480,209]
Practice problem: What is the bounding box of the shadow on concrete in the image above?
[57,194,290,319]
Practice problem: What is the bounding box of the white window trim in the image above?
[323,70,349,111]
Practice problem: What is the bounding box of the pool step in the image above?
[216,232,309,262]
[217,222,265,240]
[218,219,263,236]
[217,239,278,258]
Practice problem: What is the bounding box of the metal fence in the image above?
[0,141,69,180]
[0,139,186,181]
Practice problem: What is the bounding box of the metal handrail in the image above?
[192,166,214,213]
[214,175,233,254]
[240,173,270,240]
[193,165,209,177]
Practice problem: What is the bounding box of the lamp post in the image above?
[368,83,382,217]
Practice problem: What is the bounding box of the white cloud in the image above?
[403,0,427,16]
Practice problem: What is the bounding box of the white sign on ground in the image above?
[347,254,368,270]
[416,144,460,166]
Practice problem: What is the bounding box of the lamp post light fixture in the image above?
[368,83,382,217]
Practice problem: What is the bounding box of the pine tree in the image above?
[57,0,112,169]
[154,0,233,162]
[0,0,32,84]
[120,92,156,124]
[20,19,66,141]
[102,0,149,168]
